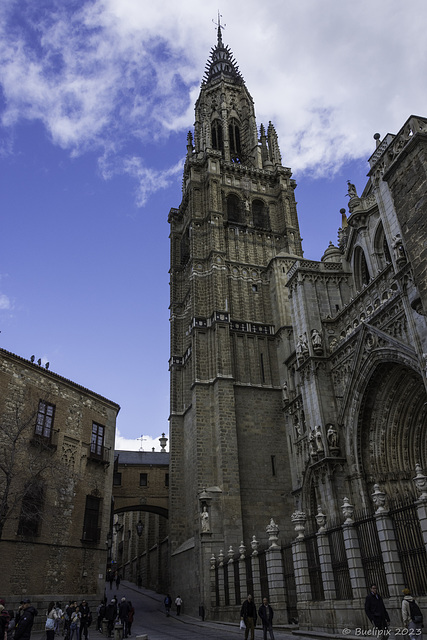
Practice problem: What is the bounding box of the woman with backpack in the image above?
[402,588,423,639]
[45,602,58,640]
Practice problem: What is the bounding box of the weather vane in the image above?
[213,10,226,34]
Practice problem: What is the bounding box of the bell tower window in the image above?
[227,194,243,224]
[229,119,241,163]
[252,199,270,229]
[211,120,223,152]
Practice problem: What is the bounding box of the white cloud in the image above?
[1,0,427,190]
[114,428,168,452]
[0,294,12,310]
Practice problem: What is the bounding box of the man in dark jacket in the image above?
[14,600,38,640]
[258,597,275,640]
[365,585,390,630]
[79,600,91,640]
[105,600,117,638]
[240,594,257,640]
[118,598,129,638]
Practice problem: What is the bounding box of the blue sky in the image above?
[1,0,426,450]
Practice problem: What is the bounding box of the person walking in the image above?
[118,599,129,638]
[14,599,38,640]
[105,601,116,638]
[174,596,182,616]
[115,574,121,590]
[0,601,11,640]
[402,588,423,639]
[45,602,58,640]
[164,595,172,617]
[240,594,257,640]
[258,597,275,640]
[79,602,91,640]
[365,584,390,631]
[126,602,134,637]
[96,602,106,633]
[68,607,81,640]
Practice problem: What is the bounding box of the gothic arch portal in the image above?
[354,360,427,506]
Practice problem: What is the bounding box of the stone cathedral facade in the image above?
[168,29,427,632]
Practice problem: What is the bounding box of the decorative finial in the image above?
[212,11,226,44]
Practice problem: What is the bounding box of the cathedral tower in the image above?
[168,26,301,615]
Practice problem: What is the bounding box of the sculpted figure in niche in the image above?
[281,381,289,403]
[327,424,339,449]
[308,431,317,458]
[200,505,210,533]
[392,233,406,262]
[311,329,323,352]
[315,425,324,453]
[296,333,309,360]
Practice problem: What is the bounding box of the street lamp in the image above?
[136,520,144,537]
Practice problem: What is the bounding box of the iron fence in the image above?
[305,533,325,601]
[282,543,298,623]
[327,526,353,600]
[389,499,427,596]
[354,511,389,597]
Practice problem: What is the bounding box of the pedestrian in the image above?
[365,584,390,631]
[258,597,275,640]
[174,596,182,616]
[96,602,106,633]
[105,601,116,638]
[402,588,423,639]
[118,599,129,638]
[14,600,38,640]
[240,594,257,640]
[64,602,77,640]
[68,607,81,640]
[45,602,58,640]
[0,601,11,640]
[53,603,63,635]
[164,595,172,617]
[79,601,91,640]
[126,602,134,637]
[115,574,121,590]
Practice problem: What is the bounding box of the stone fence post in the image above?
[315,507,336,600]
[250,535,262,606]
[414,464,427,553]
[340,497,367,599]
[371,484,405,597]
[265,518,287,624]
[290,511,311,602]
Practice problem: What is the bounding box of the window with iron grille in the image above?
[113,472,122,486]
[90,422,104,459]
[35,401,55,439]
[17,480,44,537]
[82,495,101,543]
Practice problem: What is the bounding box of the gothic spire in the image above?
[202,18,244,86]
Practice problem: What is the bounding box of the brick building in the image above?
[168,27,427,631]
[0,347,119,606]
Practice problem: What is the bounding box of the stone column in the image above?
[315,507,336,600]
[217,549,225,606]
[371,484,405,596]
[265,519,287,624]
[413,464,427,552]
[227,546,236,606]
[290,511,311,601]
[250,536,262,606]
[341,497,366,599]
[238,541,247,603]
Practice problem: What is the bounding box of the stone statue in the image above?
[281,381,289,403]
[315,425,324,453]
[346,181,358,199]
[311,329,323,353]
[200,505,210,532]
[308,431,316,458]
[296,333,309,360]
[327,424,339,449]
[392,233,406,262]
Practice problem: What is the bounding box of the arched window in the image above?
[211,120,223,152]
[354,246,371,290]
[228,119,241,163]
[227,194,242,224]
[252,199,270,229]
